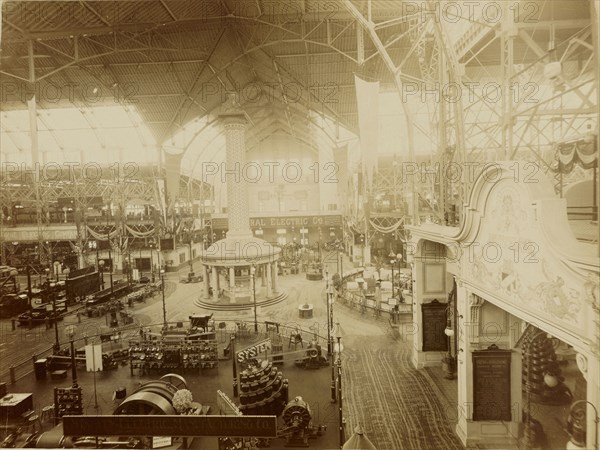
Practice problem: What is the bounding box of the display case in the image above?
[128,339,218,375]
[54,386,83,423]
[181,341,218,370]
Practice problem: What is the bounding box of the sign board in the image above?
[388,298,397,306]
[421,300,448,352]
[217,390,242,416]
[63,415,278,437]
[472,346,512,421]
[213,214,342,229]
[235,339,271,363]
[152,437,172,448]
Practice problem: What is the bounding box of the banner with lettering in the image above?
[235,339,271,363]
[212,215,342,230]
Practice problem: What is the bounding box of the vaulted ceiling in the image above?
[1,0,595,173]
[1,1,421,149]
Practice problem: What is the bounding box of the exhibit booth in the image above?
[407,162,599,449]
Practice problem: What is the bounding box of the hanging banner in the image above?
[333,145,349,213]
[354,74,380,188]
[164,152,183,213]
[85,344,103,372]
[156,179,167,225]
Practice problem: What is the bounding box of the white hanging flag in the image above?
[156,179,167,225]
[354,75,380,188]
[85,344,103,372]
[164,152,183,214]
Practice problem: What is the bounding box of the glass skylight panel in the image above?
[92,106,131,128]
[0,105,158,166]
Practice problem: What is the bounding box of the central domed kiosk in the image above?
[199,97,281,304]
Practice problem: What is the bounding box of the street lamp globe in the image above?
[250,265,258,333]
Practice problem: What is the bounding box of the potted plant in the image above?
[172,389,193,414]
[442,353,456,380]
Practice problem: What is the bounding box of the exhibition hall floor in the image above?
[2,258,464,449]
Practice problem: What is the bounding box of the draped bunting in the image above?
[86,226,155,240]
[347,218,404,242]
[86,226,119,241]
[553,134,598,174]
[124,225,155,238]
[368,218,404,234]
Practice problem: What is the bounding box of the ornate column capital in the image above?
[221,114,247,128]
[219,92,249,125]
[469,293,485,307]
[467,293,485,345]
[575,353,588,381]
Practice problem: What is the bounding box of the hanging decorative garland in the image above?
[368,218,404,234]
[552,134,598,174]
[86,226,119,241]
[124,225,156,238]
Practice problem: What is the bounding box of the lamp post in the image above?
[396,254,403,302]
[188,235,194,275]
[25,265,33,329]
[334,239,344,295]
[66,325,78,388]
[160,269,167,330]
[389,254,395,298]
[326,278,333,357]
[105,224,114,298]
[251,266,258,333]
[334,334,344,448]
[443,303,456,380]
[149,241,155,282]
[127,251,132,285]
[327,282,336,403]
[360,234,365,264]
[49,282,60,353]
[389,251,403,300]
[565,400,599,450]
[98,260,105,290]
[231,334,238,397]
[46,241,53,279]
[139,247,143,280]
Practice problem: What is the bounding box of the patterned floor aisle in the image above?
[340,324,464,450]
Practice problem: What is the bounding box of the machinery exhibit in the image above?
[0,0,598,449]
